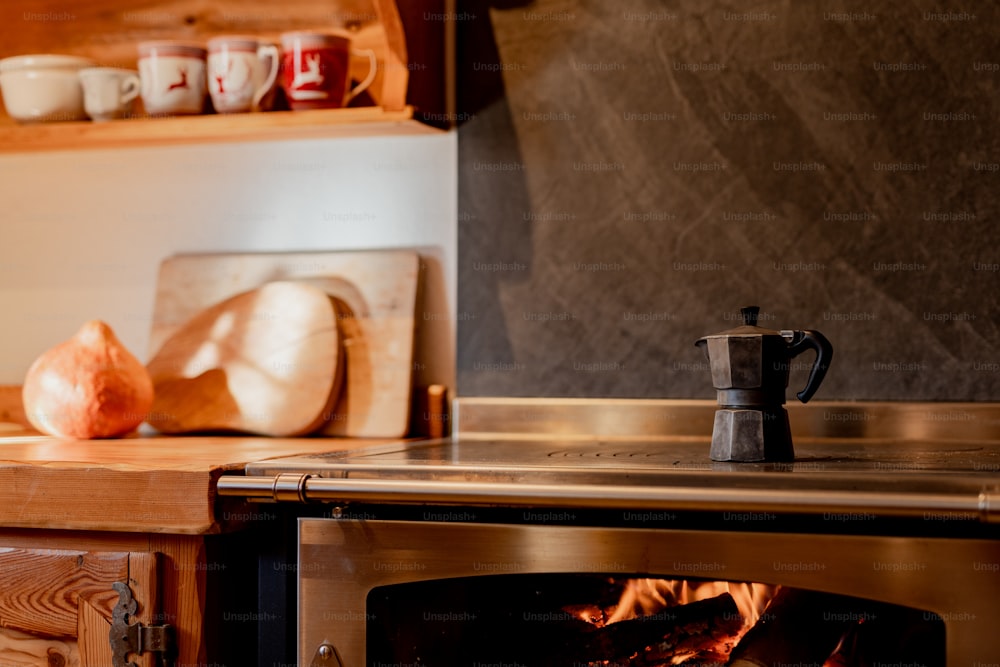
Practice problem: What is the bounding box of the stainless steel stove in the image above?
[223,399,1000,521]
[217,398,1000,666]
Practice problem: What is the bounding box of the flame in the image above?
[565,580,902,666]
[564,578,781,664]
[559,577,783,666]
[605,578,778,630]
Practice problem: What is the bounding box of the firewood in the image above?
[727,587,862,667]
[543,592,742,666]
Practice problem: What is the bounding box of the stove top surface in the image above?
[248,436,1000,491]
[225,400,1000,520]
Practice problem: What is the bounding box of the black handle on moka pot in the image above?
[785,330,833,403]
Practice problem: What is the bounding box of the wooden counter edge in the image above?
[0,434,413,534]
[0,463,230,535]
[0,383,423,533]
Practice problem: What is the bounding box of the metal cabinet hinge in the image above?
[110,581,176,667]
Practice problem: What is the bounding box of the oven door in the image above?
[298,517,1000,667]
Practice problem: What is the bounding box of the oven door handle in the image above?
[216,473,1000,524]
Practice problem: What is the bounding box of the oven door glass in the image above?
[367,573,943,666]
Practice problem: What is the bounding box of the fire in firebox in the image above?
[365,574,944,666]
[561,578,775,664]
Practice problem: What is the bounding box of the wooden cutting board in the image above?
[148,250,420,438]
[146,281,344,437]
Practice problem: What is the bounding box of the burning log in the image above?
[727,587,869,667]
[368,577,759,667]
[539,592,743,667]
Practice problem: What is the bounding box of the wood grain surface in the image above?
[0,549,127,638]
[0,530,214,667]
[0,107,431,154]
[127,551,161,667]
[0,432,402,533]
[149,250,420,438]
[0,548,160,667]
[77,596,111,667]
[146,281,344,436]
[148,534,206,667]
[0,626,79,667]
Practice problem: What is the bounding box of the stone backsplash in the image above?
[456,0,999,400]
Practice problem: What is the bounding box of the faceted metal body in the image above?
[705,335,793,407]
[696,307,833,463]
[709,407,794,462]
[702,330,797,462]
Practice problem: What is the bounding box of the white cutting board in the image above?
[148,250,420,438]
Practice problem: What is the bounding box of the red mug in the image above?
[279,31,376,110]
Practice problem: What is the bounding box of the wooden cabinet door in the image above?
[0,548,160,667]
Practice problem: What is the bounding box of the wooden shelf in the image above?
[0,0,445,153]
[0,105,441,153]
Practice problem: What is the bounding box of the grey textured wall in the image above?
[456,0,1000,401]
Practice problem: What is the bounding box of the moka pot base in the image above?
[709,407,794,462]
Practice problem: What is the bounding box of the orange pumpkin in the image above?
[22,320,154,438]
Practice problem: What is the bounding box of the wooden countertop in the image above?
[0,423,403,535]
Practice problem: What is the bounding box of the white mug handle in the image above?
[345,48,377,105]
[120,73,141,105]
[253,44,280,111]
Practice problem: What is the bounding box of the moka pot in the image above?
[694,306,833,462]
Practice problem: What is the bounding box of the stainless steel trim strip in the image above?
[216,475,993,521]
[453,397,1000,442]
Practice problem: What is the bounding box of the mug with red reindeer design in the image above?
[207,36,279,113]
[279,31,377,110]
[137,41,207,116]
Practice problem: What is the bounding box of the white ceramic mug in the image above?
[0,54,95,123]
[137,41,207,116]
[79,67,140,121]
[207,36,279,113]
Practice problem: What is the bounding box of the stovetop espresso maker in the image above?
[695,306,833,462]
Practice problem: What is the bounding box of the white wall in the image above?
[0,130,457,389]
